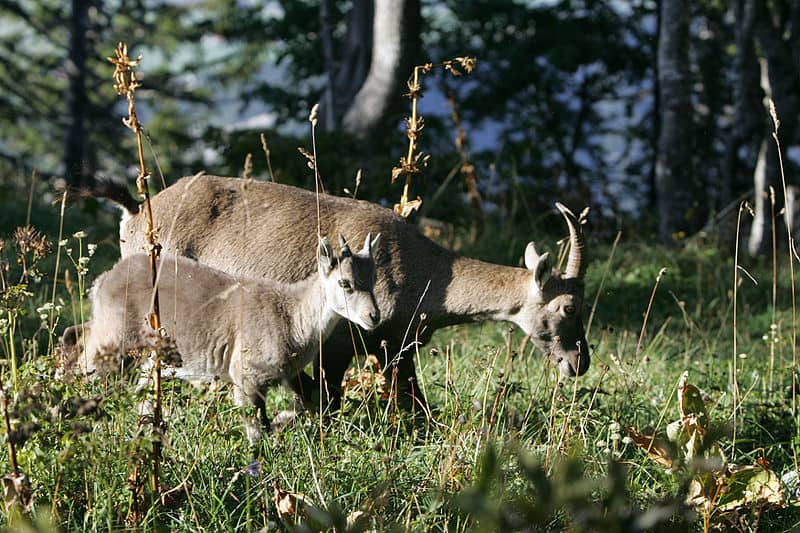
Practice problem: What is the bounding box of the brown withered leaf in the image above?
[391,165,404,184]
[273,480,318,526]
[394,197,423,218]
[625,426,675,469]
[343,354,388,401]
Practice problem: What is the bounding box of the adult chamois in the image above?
[96,173,590,411]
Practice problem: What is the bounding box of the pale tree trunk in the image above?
[64,0,93,187]
[341,0,420,139]
[655,0,702,242]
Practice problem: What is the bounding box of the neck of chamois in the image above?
[434,255,532,327]
[290,274,341,347]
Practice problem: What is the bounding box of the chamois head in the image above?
[318,233,381,331]
[513,203,589,377]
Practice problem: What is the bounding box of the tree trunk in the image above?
[341,0,420,139]
[721,0,759,212]
[319,0,338,132]
[748,0,800,255]
[655,0,702,242]
[64,0,93,187]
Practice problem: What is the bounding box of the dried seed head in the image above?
[14,226,51,259]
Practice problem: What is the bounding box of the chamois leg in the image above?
[233,382,270,443]
[285,369,317,405]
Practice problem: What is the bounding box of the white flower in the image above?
[608,422,620,432]
[58,239,68,247]
[73,230,87,239]
[79,257,90,266]
[610,433,621,441]
[87,243,97,256]
[596,440,607,449]
[622,436,633,445]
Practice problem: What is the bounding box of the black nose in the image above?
[370,311,380,324]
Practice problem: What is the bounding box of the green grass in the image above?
[2,192,800,531]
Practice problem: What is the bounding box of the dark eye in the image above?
[564,305,576,315]
[338,279,353,291]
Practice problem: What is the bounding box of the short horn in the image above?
[338,234,352,257]
[555,202,587,280]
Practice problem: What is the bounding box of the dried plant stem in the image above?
[767,102,798,420]
[261,133,276,182]
[769,186,777,393]
[446,90,483,240]
[399,65,421,212]
[109,41,164,503]
[392,57,476,218]
[25,170,36,227]
[308,103,327,455]
[586,231,621,337]
[732,202,748,445]
[48,191,68,355]
[636,267,667,359]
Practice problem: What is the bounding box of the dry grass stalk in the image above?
[108,41,166,509]
[242,152,254,179]
[636,267,668,361]
[260,133,276,182]
[766,99,798,424]
[732,201,753,445]
[392,57,476,218]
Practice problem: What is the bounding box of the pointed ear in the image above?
[524,241,542,270]
[338,234,352,257]
[524,242,551,289]
[318,237,335,275]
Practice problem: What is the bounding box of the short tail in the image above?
[90,179,141,214]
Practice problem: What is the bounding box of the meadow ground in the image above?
[2,188,800,531]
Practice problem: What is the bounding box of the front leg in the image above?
[233,382,270,443]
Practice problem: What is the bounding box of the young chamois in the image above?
[96,173,590,412]
[60,234,381,439]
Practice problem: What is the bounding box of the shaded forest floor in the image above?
[1,182,800,531]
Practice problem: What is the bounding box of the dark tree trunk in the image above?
[748,0,800,255]
[340,0,420,139]
[721,0,760,212]
[319,0,338,131]
[330,0,374,126]
[64,0,93,187]
[655,0,703,242]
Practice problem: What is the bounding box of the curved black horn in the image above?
[555,202,587,280]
